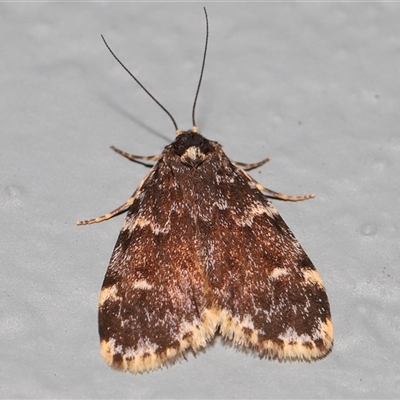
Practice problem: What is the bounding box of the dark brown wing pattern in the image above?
[98,157,217,373]
[188,148,333,361]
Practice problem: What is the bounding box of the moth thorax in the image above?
[181,146,207,167]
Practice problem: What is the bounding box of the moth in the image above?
[77,9,333,374]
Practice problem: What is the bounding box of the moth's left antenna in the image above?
[101,35,179,132]
[191,7,209,129]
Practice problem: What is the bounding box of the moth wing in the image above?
[98,160,216,373]
[195,155,333,361]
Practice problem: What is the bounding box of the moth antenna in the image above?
[191,7,209,130]
[101,34,179,133]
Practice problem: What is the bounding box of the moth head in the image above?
[173,129,211,168]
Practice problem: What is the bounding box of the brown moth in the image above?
[77,9,333,373]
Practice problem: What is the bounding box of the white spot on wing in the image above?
[278,327,313,344]
[270,267,289,279]
[240,314,255,330]
[133,280,153,290]
[234,203,278,226]
[123,215,171,235]
[125,338,159,358]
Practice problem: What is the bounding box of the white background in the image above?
[1,2,399,399]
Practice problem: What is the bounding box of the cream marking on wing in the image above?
[99,285,121,306]
[100,307,220,374]
[270,267,290,279]
[123,215,171,235]
[302,269,324,287]
[278,327,313,344]
[125,338,160,358]
[218,309,259,346]
[133,280,153,290]
[234,203,278,226]
[240,314,255,330]
[178,317,213,348]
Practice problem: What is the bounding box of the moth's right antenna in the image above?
[191,7,209,130]
[101,35,179,133]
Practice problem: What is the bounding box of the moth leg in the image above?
[259,185,315,201]
[110,145,160,163]
[233,156,270,171]
[77,196,135,225]
[241,169,315,202]
[78,152,155,226]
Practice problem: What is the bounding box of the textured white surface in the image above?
[1,3,399,398]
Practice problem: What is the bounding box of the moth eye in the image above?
[199,139,210,154]
[173,142,186,156]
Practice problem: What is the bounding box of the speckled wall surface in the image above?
[1,3,399,398]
